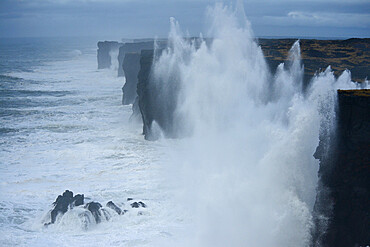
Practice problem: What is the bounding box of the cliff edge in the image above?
[313,89,370,247]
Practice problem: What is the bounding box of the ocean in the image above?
[0,6,367,246]
[0,37,179,246]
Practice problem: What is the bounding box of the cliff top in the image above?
[337,89,370,97]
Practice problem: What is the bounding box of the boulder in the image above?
[48,190,84,224]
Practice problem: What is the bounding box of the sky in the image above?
[0,0,369,39]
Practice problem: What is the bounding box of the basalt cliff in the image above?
[313,89,370,247]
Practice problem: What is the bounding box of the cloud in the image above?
[263,11,370,28]
[0,0,369,38]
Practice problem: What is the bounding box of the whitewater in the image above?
[0,39,180,246]
[0,3,367,247]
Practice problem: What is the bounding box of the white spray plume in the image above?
[154,3,366,247]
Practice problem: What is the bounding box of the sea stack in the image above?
[97,41,122,69]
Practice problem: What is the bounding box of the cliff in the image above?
[136,49,180,140]
[118,41,167,77]
[313,89,370,247]
[122,52,141,105]
[97,41,122,69]
[132,38,368,140]
[259,38,369,84]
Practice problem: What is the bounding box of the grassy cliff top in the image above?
[337,89,370,97]
[259,38,369,83]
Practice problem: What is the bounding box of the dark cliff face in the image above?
[136,49,180,140]
[313,89,370,247]
[122,52,141,105]
[97,41,122,69]
[118,41,167,77]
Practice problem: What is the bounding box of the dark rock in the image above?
[45,191,142,226]
[127,198,133,201]
[122,52,141,105]
[312,89,370,247]
[48,190,84,224]
[117,41,167,77]
[73,194,84,207]
[137,49,182,140]
[130,201,146,208]
[97,41,122,69]
[85,202,103,223]
[106,201,123,215]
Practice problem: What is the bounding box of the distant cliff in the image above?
[259,38,370,84]
[97,41,122,69]
[118,41,167,77]
[313,89,370,247]
[122,52,141,105]
[131,38,369,140]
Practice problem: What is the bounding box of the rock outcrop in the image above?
[97,41,122,69]
[44,190,147,227]
[312,89,370,247]
[122,52,141,105]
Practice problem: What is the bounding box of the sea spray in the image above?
[153,3,362,246]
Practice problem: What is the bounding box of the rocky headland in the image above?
[97,41,122,69]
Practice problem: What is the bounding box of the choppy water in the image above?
[1,4,368,246]
[0,37,179,246]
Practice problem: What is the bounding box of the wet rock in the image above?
[45,191,147,226]
[106,201,123,215]
[131,201,146,208]
[49,190,84,224]
[85,202,103,223]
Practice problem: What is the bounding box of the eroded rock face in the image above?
[122,52,141,105]
[97,41,122,69]
[136,49,181,140]
[118,41,167,77]
[313,89,370,247]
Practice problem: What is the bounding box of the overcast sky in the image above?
[0,0,369,39]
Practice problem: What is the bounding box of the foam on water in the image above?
[0,3,368,247]
[0,46,178,246]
